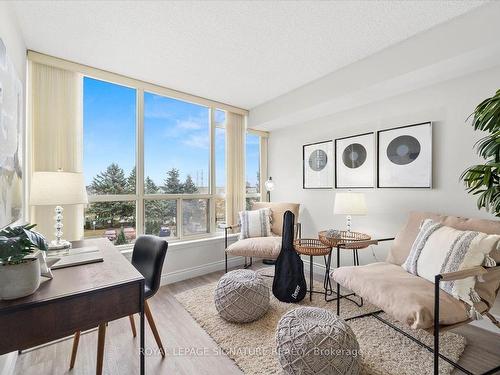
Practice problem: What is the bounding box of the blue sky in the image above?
[83,77,259,190]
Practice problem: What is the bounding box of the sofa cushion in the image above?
[332,262,472,329]
[252,202,300,236]
[387,211,500,309]
[226,236,281,259]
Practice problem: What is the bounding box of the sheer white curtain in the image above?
[29,61,84,241]
[225,112,246,227]
[259,136,268,202]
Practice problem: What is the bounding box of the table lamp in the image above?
[30,171,88,251]
[264,176,275,202]
[333,191,367,232]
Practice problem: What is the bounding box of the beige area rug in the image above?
[174,270,466,375]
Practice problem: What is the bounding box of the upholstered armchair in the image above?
[332,211,500,375]
[224,202,301,273]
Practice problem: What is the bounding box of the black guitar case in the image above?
[272,210,307,303]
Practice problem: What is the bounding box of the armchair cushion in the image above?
[238,208,272,239]
[387,211,500,308]
[251,202,300,236]
[226,236,281,259]
[332,262,481,330]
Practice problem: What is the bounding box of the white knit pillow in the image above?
[403,219,500,318]
[239,208,272,240]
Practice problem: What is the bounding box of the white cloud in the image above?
[182,134,210,149]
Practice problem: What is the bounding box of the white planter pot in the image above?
[0,258,41,300]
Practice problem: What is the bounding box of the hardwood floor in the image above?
[13,263,500,375]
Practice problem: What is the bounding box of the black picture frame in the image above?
[303,140,333,189]
[376,122,433,188]
[334,132,375,189]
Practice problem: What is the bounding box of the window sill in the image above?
[117,232,239,255]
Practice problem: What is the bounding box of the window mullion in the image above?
[136,88,145,236]
[209,107,216,233]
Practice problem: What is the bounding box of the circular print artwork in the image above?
[386,135,421,165]
[342,143,367,169]
[309,149,328,171]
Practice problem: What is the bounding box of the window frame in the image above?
[83,76,266,244]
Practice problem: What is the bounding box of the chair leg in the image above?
[96,323,106,375]
[129,315,137,338]
[69,331,81,369]
[145,300,165,357]
[225,251,228,273]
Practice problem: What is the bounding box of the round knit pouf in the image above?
[214,269,270,323]
[276,307,360,375]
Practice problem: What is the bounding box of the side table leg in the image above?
[336,246,341,316]
[309,255,313,301]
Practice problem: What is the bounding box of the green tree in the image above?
[89,163,128,195]
[115,228,128,245]
[126,167,136,194]
[87,164,134,226]
[163,168,183,194]
[183,174,198,194]
[145,176,159,194]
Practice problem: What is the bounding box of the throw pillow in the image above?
[239,208,272,239]
[403,218,500,318]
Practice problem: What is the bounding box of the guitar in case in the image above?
[272,210,307,303]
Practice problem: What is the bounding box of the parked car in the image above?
[124,227,136,240]
[158,226,171,237]
[104,229,117,241]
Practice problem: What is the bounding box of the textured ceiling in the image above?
[11,1,486,109]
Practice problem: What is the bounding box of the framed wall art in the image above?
[335,132,374,188]
[377,122,432,188]
[303,140,333,189]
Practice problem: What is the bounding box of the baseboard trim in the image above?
[160,256,246,286]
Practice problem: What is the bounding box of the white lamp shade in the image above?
[30,171,88,206]
[333,192,367,216]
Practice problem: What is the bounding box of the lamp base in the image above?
[48,240,71,256]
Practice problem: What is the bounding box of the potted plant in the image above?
[0,223,48,300]
[461,89,500,216]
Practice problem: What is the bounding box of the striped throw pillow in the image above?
[403,219,500,319]
[239,208,272,239]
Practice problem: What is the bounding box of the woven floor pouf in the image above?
[214,269,270,323]
[276,307,360,375]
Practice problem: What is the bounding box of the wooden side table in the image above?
[318,230,377,306]
[293,239,331,301]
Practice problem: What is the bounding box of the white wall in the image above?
[0,3,25,374]
[268,65,500,270]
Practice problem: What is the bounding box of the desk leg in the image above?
[140,282,145,375]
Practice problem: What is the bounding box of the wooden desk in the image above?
[0,239,145,374]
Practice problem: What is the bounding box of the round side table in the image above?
[319,230,372,306]
[293,239,331,302]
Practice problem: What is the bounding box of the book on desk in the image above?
[48,246,104,270]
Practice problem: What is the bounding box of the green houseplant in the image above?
[461,89,500,216]
[0,224,49,300]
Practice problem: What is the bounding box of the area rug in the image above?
[174,270,466,375]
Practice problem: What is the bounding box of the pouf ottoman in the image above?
[276,307,360,375]
[214,269,270,323]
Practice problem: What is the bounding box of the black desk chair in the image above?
[70,236,168,373]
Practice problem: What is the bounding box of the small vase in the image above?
[0,258,41,300]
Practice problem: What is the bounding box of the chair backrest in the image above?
[132,235,168,298]
[388,211,500,309]
[251,202,300,236]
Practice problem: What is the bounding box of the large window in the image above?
[83,76,257,245]
[83,78,137,243]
